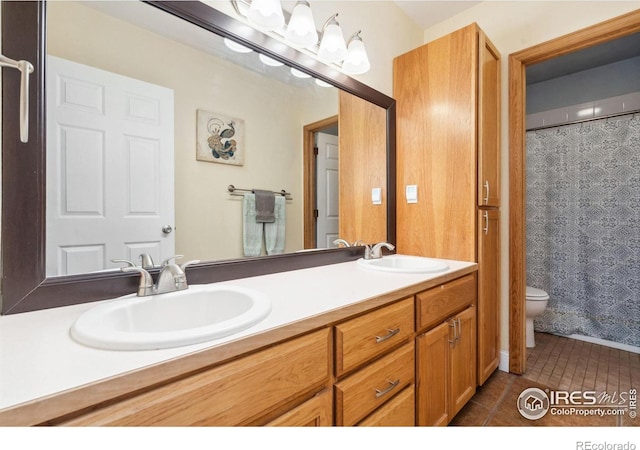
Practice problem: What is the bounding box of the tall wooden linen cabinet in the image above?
[393,22,501,417]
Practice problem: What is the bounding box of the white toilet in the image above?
[526,286,549,348]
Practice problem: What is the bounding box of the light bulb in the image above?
[259,53,284,67]
[285,1,318,48]
[342,35,370,75]
[318,16,347,63]
[291,67,311,79]
[223,38,253,54]
[248,0,285,31]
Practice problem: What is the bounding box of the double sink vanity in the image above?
[0,254,477,426]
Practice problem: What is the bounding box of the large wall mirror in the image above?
[1,0,396,314]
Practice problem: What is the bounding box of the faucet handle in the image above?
[111,259,136,268]
[180,260,200,271]
[161,255,184,267]
[333,238,351,248]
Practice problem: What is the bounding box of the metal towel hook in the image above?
[0,54,34,143]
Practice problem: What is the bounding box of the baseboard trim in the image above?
[498,350,509,372]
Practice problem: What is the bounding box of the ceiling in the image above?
[393,1,480,29]
[392,1,640,85]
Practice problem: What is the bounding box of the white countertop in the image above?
[0,257,475,415]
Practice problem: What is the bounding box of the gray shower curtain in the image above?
[526,113,640,347]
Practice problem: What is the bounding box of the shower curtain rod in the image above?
[526,108,639,132]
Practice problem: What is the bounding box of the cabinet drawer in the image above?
[61,329,331,426]
[266,389,332,427]
[335,298,414,376]
[358,385,415,427]
[416,274,476,331]
[335,342,414,426]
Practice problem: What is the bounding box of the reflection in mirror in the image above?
[45,1,342,276]
[1,0,394,315]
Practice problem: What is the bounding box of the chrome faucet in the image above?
[363,242,395,260]
[155,255,200,295]
[113,255,200,297]
[333,238,351,248]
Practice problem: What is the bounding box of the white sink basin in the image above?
[70,285,272,351]
[357,255,449,274]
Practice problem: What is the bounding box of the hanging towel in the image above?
[242,193,263,256]
[254,189,276,223]
[265,196,286,255]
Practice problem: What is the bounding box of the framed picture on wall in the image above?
[196,109,245,166]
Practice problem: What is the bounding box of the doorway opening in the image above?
[303,115,339,249]
[508,10,640,374]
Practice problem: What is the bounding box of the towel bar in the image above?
[227,184,292,200]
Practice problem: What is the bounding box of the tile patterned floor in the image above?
[451,333,639,427]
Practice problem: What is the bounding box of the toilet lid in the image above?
[526,286,549,300]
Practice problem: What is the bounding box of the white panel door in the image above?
[46,56,174,276]
[316,132,339,248]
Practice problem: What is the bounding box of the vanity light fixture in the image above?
[247,0,285,31]
[223,37,253,53]
[290,67,311,78]
[285,1,317,48]
[230,0,370,75]
[317,14,347,63]
[259,53,284,66]
[341,31,371,75]
[315,78,333,88]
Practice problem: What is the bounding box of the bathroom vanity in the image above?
[0,258,479,426]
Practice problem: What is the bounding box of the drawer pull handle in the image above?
[375,379,400,398]
[375,327,400,343]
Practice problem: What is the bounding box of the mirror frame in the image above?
[1,0,396,314]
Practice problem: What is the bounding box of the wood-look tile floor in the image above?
[451,333,639,427]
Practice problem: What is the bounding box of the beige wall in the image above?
[47,2,338,262]
[420,1,640,355]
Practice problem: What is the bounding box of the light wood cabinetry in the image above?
[334,298,416,427]
[394,22,501,388]
[338,91,388,244]
[358,385,415,427]
[415,276,477,426]
[477,209,500,384]
[335,342,414,426]
[60,329,331,426]
[335,298,414,377]
[266,389,332,426]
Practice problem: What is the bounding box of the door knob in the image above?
[162,225,173,234]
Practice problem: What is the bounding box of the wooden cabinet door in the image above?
[416,322,449,426]
[477,209,500,385]
[358,385,415,427]
[266,389,332,426]
[449,306,477,417]
[477,31,501,207]
[394,24,478,262]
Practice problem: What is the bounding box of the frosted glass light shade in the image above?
[259,53,284,67]
[248,0,285,31]
[291,67,311,78]
[318,22,347,63]
[342,38,370,74]
[285,1,318,48]
[223,38,253,54]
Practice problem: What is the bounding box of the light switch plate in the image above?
[371,187,382,205]
[406,185,418,203]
